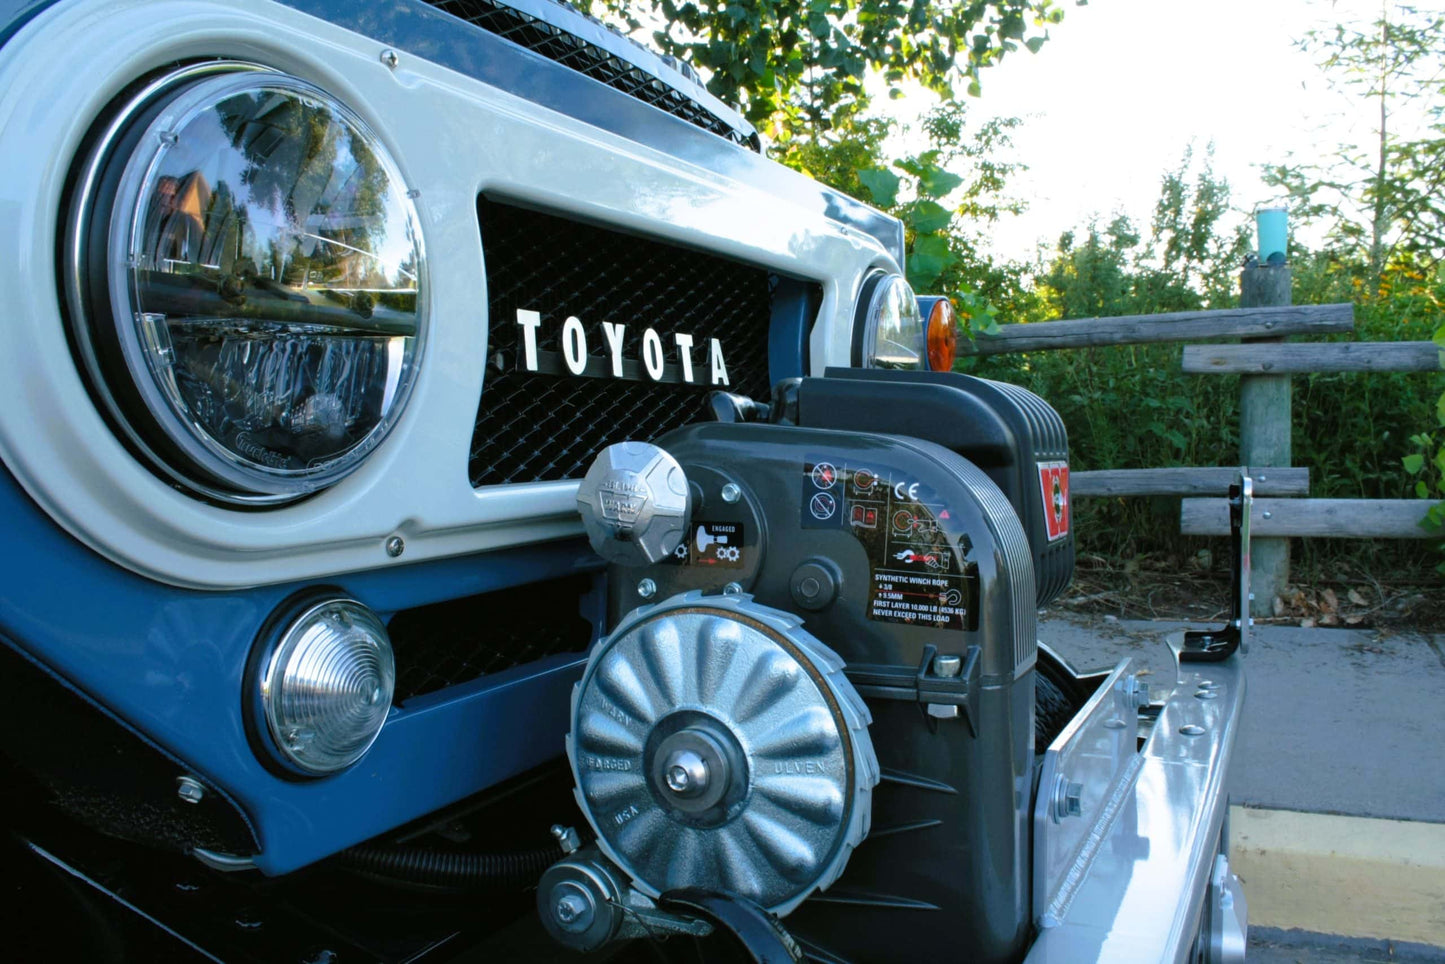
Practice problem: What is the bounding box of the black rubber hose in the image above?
[338,843,560,890]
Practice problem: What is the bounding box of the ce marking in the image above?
[893,480,921,501]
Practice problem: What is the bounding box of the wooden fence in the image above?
[962,267,1442,615]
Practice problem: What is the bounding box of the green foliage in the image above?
[1404,429,1445,569]
[1036,147,1247,320]
[1264,4,1445,286]
[1152,145,1252,305]
[590,0,1066,132]
[856,167,900,207]
[974,146,1444,567]
[783,102,1033,337]
[1402,272,1445,570]
[1293,273,1441,504]
[601,0,1440,576]
[1263,3,1445,570]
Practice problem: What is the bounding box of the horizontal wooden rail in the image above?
[1073,467,1309,498]
[1180,498,1436,539]
[1183,341,1441,374]
[961,304,1354,356]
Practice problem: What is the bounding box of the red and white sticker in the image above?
[1038,461,1070,541]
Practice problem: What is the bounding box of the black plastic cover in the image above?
[799,368,1075,607]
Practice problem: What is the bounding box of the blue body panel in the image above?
[0,466,603,874]
[0,0,826,878]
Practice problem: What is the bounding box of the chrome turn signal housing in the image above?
[255,596,395,776]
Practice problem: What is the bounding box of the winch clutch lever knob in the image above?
[576,441,692,566]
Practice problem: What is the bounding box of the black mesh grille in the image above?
[470,197,775,487]
[425,0,758,150]
[389,576,596,702]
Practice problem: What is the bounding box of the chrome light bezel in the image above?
[851,270,925,370]
[250,593,396,778]
[64,62,427,506]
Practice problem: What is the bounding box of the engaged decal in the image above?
[514,309,728,385]
[1038,460,1070,541]
[667,521,746,569]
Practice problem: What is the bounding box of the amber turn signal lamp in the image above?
[925,298,958,371]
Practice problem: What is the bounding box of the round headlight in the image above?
[258,597,395,776]
[853,272,924,369]
[67,64,424,504]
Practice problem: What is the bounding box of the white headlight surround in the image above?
[252,595,396,778]
[851,270,925,370]
[65,63,426,506]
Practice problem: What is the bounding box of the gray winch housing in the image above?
[577,421,1039,963]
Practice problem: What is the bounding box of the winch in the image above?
[546,369,1059,962]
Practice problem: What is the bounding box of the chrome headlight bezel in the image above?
[64,62,426,507]
[851,270,925,370]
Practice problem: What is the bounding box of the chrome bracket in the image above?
[1032,658,1145,928]
[1180,472,1252,663]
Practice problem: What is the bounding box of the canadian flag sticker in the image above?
[1038,461,1070,541]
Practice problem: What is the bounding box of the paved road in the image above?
[1248,928,1445,962]
[1039,613,1445,823]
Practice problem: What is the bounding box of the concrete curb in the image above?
[1231,805,1445,947]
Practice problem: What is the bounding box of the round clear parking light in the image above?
[855,271,925,369]
[69,65,424,504]
[260,598,395,776]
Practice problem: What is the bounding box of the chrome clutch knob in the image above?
[576,441,691,565]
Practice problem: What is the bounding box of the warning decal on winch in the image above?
[803,460,978,630]
[1037,461,1070,542]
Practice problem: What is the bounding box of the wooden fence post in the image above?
[1239,259,1293,616]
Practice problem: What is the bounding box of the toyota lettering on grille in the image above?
[515,310,729,386]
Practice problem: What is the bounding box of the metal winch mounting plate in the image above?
[567,592,878,916]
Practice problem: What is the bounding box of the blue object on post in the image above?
[1256,207,1288,265]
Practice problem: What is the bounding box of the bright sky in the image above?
[927,0,1440,264]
